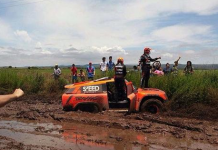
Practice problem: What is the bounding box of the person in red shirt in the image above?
[71,64,78,83]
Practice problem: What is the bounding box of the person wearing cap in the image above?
[71,64,78,83]
[53,64,61,80]
[107,56,115,71]
[138,47,161,88]
[0,88,24,108]
[86,62,95,80]
[114,57,127,101]
[100,57,107,77]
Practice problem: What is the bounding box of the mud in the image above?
[0,95,218,150]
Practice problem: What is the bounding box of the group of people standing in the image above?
[138,47,194,88]
[52,47,194,101]
[151,57,194,77]
[52,56,116,83]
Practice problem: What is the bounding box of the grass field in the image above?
[0,67,218,119]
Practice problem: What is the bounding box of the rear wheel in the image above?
[77,104,100,113]
[140,99,163,114]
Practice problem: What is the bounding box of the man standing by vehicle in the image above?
[107,56,115,71]
[53,64,61,80]
[114,57,127,101]
[100,57,107,77]
[86,62,95,80]
[138,47,161,88]
[71,64,77,83]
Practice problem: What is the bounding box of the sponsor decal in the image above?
[82,85,102,93]
[147,94,159,97]
[75,96,102,101]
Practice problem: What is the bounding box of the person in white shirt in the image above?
[100,57,107,77]
[53,64,61,80]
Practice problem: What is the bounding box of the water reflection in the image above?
[61,123,149,150]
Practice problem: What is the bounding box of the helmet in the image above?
[117,57,124,63]
[144,47,151,52]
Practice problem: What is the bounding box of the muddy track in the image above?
[0,94,218,149]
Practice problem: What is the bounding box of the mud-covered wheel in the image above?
[92,105,99,113]
[140,99,163,114]
[63,106,73,111]
[77,104,100,113]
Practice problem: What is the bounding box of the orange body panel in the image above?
[62,78,168,112]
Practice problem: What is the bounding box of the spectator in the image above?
[172,57,181,76]
[53,64,61,80]
[0,88,24,108]
[152,65,164,76]
[163,63,172,75]
[100,57,107,77]
[71,64,77,83]
[133,66,138,71]
[184,61,194,75]
[107,56,115,71]
[86,62,95,80]
[78,69,85,82]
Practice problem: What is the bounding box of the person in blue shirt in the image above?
[107,56,115,71]
[86,62,95,80]
[163,63,172,75]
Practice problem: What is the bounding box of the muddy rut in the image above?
[0,95,218,150]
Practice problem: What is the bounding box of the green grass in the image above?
[0,68,218,117]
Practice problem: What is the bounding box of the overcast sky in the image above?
[0,0,218,67]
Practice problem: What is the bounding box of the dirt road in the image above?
[0,95,218,150]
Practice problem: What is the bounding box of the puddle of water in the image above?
[0,120,217,150]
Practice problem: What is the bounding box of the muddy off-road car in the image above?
[62,77,168,113]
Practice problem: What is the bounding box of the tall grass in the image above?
[126,70,218,108]
[0,68,217,113]
[0,69,68,94]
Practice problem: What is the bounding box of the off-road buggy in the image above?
[62,77,168,113]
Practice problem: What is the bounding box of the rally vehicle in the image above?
[62,77,168,114]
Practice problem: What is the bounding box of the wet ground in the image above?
[0,95,218,150]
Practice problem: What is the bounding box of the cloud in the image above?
[91,46,128,55]
[119,0,218,21]
[151,24,212,43]
[162,53,173,58]
[35,42,42,49]
[0,19,14,41]
[1,0,218,66]
[14,30,32,42]
[184,50,195,54]
[41,49,52,54]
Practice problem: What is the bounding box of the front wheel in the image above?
[140,99,163,114]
